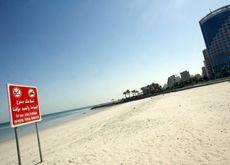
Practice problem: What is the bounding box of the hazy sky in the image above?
[0,0,229,123]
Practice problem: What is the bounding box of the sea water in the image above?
[0,106,94,143]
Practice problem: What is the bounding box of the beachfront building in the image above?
[199,5,230,78]
[167,75,181,88]
[202,66,209,79]
[202,49,213,79]
[141,83,161,95]
[180,71,190,82]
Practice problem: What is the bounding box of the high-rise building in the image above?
[202,66,208,79]
[199,5,230,78]
[202,49,213,79]
[180,71,190,82]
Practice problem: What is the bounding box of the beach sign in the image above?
[7,84,41,127]
[7,84,43,165]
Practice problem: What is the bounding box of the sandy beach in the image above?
[0,82,230,165]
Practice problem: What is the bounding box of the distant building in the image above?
[141,86,150,95]
[163,84,168,90]
[167,75,181,88]
[202,49,213,79]
[175,76,181,83]
[180,71,190,82]
[141,83,161,95]
[200,5,230,78]
[194,74,202,80]
[202,66,208,78]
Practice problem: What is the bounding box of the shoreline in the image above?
[0,106,108,143]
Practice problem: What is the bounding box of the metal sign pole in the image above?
[14,127,22,165]
[35,122,43,163]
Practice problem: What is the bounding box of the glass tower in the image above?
[200,5,230,78]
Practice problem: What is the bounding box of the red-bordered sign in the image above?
[7,84,41,127]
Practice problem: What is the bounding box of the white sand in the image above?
[0,82,230,165]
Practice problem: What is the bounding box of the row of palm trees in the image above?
[123,89,139,98]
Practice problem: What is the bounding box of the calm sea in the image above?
[0,106,96,143]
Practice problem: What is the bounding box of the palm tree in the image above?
[135,90,139,96]
[131,90,136,96]
[126,89,130,97]
[123,91,127,98]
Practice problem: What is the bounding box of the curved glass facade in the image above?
[200,5,230,77]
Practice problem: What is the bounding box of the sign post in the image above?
[35,122,43,163]
[14,127,22,165]
[7,84,42,165]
